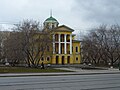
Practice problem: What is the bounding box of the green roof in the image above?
[45,16,58,22]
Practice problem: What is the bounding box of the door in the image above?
[62,56,64,65]
[56,56,59,64]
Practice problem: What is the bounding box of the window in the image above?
[41,57,44,61]
[67,56,70,64]
[61,34,64,42]
[76,57,78,61]
[55,34,58,41]
[52,24,55,29]
[47,57,50,61]
[76,47,78,52]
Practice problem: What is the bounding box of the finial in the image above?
[50,9,52,17]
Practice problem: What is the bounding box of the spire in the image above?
[50,9,52,17]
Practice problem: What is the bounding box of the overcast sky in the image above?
[0,0,120,31]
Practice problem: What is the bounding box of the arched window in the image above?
[47,57,50,61]
[76,47,78,52]
[76,57,78,61]
[41,57,44,61]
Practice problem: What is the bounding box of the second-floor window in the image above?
[55,34,58,41]
[61,34,64,42]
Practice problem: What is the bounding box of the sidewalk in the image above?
[0,68,120,77]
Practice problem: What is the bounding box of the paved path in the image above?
[56,67,119,72]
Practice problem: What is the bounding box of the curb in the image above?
[0,72,120,77]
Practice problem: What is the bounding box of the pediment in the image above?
[53,25,74,32]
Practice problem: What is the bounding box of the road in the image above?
[0,73,120,90]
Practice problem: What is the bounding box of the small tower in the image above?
[43,12,59,30]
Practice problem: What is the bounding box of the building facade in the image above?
[41,15,81,65]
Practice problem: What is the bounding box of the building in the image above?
[41,15,81,65]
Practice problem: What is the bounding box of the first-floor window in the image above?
[47,57,50,61]
[76,57,78,61]
[41,57,44,61]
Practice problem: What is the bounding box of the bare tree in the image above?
[13,20,52,67]
[105,25,120,66]
[0,30,3,61]
[0,28,10,64]
[4,32,24,66]
[81,25,120,67]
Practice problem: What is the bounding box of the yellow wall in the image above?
[51,54,74,64]
[39,37,81,65]
[72,42,81,64]
[34,26,81,65]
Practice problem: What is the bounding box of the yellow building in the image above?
[41,15,81,65]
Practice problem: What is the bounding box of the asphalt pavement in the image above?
[0,73,120,90]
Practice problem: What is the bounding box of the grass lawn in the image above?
[0,67,70,73]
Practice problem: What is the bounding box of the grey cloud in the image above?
[0,0,120,30]
[74,0,120,25]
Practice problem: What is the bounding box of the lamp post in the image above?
[108,62,111,68]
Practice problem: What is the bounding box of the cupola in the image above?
[43,15,59,29]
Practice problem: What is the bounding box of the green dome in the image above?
[43,15,59,29]
[45,16,58,23]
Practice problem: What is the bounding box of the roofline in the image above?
[60,25,74,31]
[52,25,74,32]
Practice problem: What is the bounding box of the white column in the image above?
[53,34,55,54]
[70,34,72,54]
[53,43,55,54]
[64,34,67,54]
[59,34,61,54]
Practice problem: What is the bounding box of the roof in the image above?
[44,16,58,23]
[52,25,74,32]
